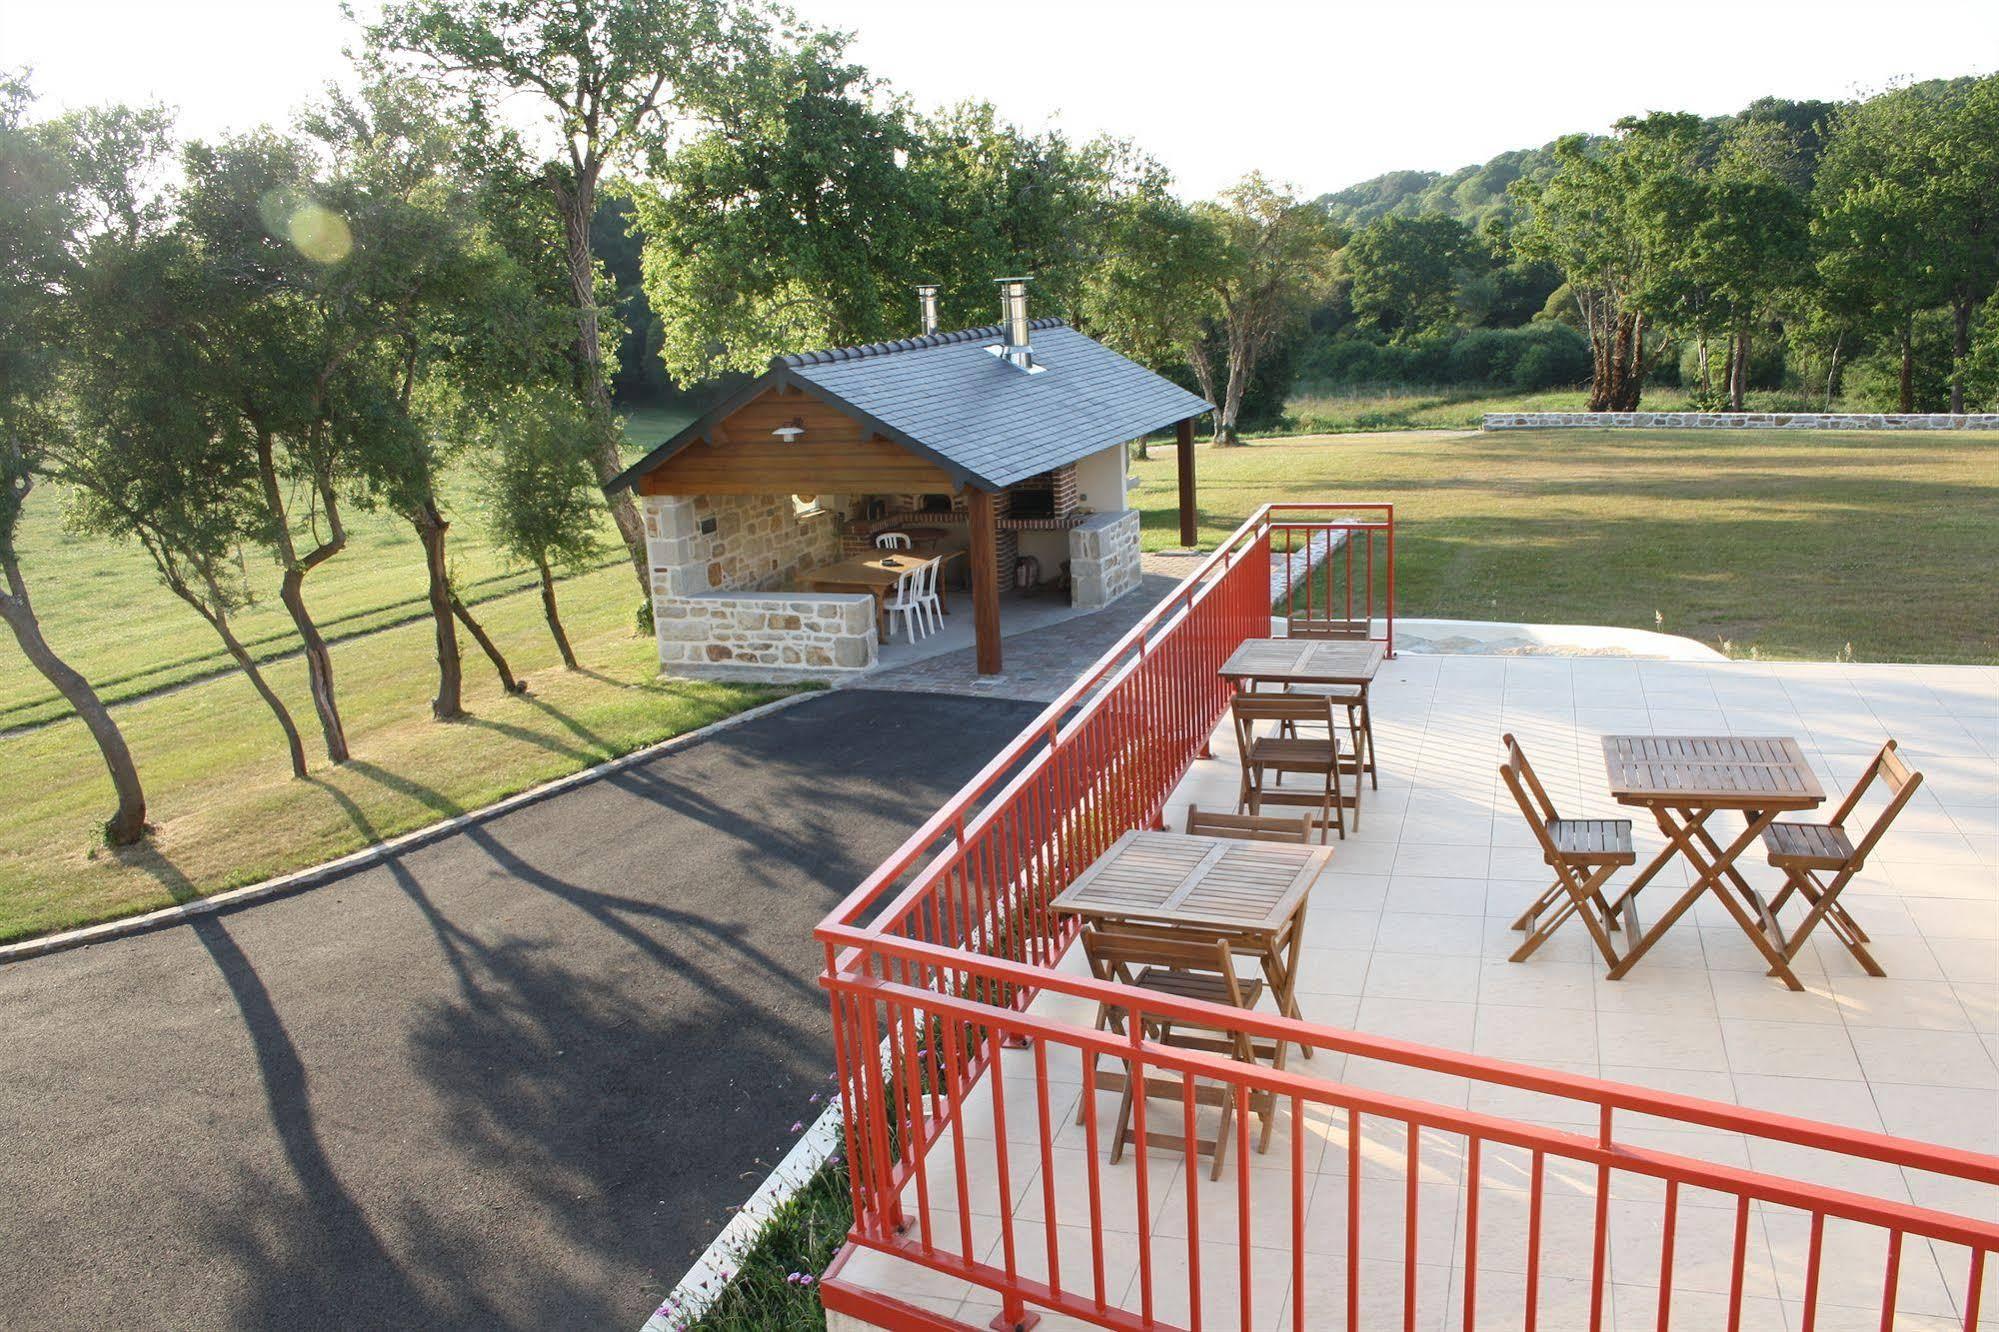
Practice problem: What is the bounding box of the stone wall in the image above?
[1484,411,1999,431]
[654,592,877,671]
[1068,509,1142,609]
[644,492,874,672]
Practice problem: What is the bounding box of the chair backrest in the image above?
[1079,925,1247,1010]
[1499,733,1568,861]
[1287,617,1371,640]
[918,556,942,598]
[1835,739,1925,868]
[890,563,922,603]
[1229,693,1337,757]
[875,532,911,549]
[1185,805,1313,844]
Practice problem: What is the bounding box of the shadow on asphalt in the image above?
[1,688,1043,1329]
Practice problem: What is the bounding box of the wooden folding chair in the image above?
[1278,620,1378,792]
[1079,924,1274,1178]
[1757,739,1921,978]
[1184,806,1314,844]
[1231,694,1352,841]
[1502,733,1637,968]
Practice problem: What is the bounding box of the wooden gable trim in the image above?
[637,388,955,496]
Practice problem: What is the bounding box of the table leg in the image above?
[1673,805,1805,989]
[1607,805,1802,988]
[873,591,889,644]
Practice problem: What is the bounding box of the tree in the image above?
[57,279,315,780]
[364,0,784,600]
[473,389,605,667]
[1813,86,1959,412]
[1186,175,1340,445]
[1512,115,1706,411]
[905,103,1140,332]
[303,77,537,718]
[1344,214,1476,341]
[0,76,148,842]
[1924,77,1999,412]
[634,34,919,379]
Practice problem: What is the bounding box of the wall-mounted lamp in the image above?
[772,417,805,443]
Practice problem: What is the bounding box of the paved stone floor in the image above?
[864,572,1187,701]
[839,653,1999,1331]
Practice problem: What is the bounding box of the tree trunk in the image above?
[1598,310,1645,412]
[253,427,348,763]
[168,576,309,779]
[1695,335,1710,395]
[536,557,579,669]
[451,593,525,694]
[1729,330,1750,411]
[413,503,463,721]
[554,168,651,599]
[1950,298,1971,414]
[1898,321,1915,413]
[1824,333,1844,410]
[0,547,147,843]
[280,569,349,763]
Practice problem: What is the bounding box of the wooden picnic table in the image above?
[1216,637,1385,690]
[798,551,962,643]
[1599,735,1827,989]
[1051,830,1332,1062]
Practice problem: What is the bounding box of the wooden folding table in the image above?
[1051,829,1332,1061]
[1600,735,1827,989]
[1217,637,1385,787]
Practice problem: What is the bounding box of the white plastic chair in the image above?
[875,532,911,550]
[883,562,931,643]
[913,555,944,632]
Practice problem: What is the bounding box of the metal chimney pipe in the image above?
[995,276,1033,368]
[915,283,940,336]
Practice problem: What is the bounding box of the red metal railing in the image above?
[814,503,1998,1332]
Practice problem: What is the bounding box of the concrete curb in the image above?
[642,1096,847,1332]
[0,690,819,966]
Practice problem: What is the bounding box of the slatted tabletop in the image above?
[1051,830,1332,934]
[1602,735,1825,810]
[1216,638,1385,688]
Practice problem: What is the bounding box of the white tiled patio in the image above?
[836,652,1999,1331]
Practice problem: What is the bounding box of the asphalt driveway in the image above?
[0,688,1042,1330]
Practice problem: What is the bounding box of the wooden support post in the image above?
[968,486,1002,676]
[1175,416,1198,548]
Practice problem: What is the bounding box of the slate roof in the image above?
[609,318,1212,494]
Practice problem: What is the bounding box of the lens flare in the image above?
[287,204,352,264]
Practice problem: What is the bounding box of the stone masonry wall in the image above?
[1068,509,1142,609]
[1484,411,1999,431]
[643,493,875,672]
[655,593,877,671]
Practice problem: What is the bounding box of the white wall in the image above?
[1074,441,1129,515]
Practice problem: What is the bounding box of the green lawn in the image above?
[0,404,700,732]
[1131,428,1999,664]
[0,403,761,945]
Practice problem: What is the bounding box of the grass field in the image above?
[1130,428,1999,664]
[1281,386,1847,434]
[0,402,747,945]
[0,403,700,732]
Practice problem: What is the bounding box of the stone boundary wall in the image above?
[1068,509,1142,609]
[656,592,877,672]
[1483,411,1999,431]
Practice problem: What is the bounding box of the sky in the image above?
[4,0,1995,198]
